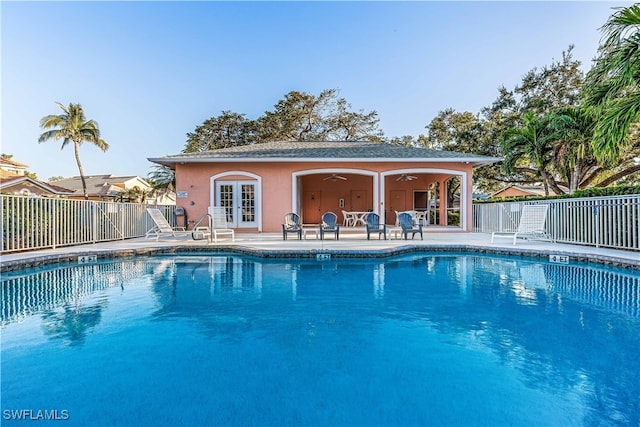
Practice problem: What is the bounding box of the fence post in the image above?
[593,201,600,248]
[92,201,98,244]
[52,199,57,249]
[121,204,125,240]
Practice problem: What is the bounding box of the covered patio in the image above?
[148,141,499,233]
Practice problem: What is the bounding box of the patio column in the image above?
[440,178,448,226]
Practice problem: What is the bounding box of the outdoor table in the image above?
[345,211,370,226]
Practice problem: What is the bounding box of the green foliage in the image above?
[38,102,108,199]
[476,185,640,204]
[147,165,175,190]
[583,4,640,163]
[183,89,383,153]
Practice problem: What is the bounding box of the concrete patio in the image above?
[2,229,639,272]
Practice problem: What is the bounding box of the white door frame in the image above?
[210,171,262,231]
[380,168,468,230]
[291,168,379,214]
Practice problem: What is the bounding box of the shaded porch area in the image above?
[295,169,464,228]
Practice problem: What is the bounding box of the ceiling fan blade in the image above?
[396,174,418,182]
[324,174,347,181]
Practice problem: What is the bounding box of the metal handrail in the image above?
[191,213,212,242]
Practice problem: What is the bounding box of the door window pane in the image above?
[241,184,255,222]
[219,184,234,222]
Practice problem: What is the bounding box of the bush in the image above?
[475,185,640,204]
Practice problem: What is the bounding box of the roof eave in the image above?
[148,156,502,167]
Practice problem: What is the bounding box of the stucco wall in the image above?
[175,161,475,232]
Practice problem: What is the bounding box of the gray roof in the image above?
[148,140,500,167]
[0,176,75,195]
[49,174,145,197]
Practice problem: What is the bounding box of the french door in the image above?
[215,181,257,228]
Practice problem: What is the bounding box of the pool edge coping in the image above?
[2,243,639,272]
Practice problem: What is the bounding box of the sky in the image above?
[1,1,633,181]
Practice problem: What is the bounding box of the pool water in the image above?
[2,254,639,426]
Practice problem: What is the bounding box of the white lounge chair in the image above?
[145,208,190,240]
[208,206,235,243]
[491,204,550,245]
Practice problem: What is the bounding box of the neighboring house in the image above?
[491,185,566,199]
[50,174,176,204]
[149,140,499,232]
[0,176,75,197]
[0,157,29,177]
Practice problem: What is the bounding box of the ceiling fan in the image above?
[323,174,347,182]
[396,173,418,182]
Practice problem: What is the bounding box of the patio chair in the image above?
[282,212,303,240]
[491,204,549,245]
[209,206,235,243]
[398,212,423,240]
[365,212,386,240]
[319,212,340,240]
[145,208,191,240]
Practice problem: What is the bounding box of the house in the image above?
[149,140,499,232]
[50,174,176,204]
[0,157,29,177]
[491,184,565,199]
[0,176,75,197]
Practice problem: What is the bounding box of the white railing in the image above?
[1,195,175,253]
[473,194,640,251]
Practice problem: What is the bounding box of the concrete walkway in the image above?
[2,230,639,271]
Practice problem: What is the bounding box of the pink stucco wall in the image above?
[175,161,475,232]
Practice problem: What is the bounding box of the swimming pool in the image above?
[2,253,639,426]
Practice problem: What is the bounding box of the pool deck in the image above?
[2,229,639,271]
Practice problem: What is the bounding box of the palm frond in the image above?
[592,92,640,163]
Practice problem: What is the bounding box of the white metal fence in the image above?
[473,194,640,251]
[2,194,639,253]
[1,195,175,253]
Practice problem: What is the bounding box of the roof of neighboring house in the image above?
[0,157,29,168]
[0,176,75,195]
[148,140,501,167]
[50,174,148,197]
[491,185,566,198]
[0,169,21,179]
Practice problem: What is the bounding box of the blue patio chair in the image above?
[398,212,423,240]
[365,212,386,240]
[282,212,302,240]
[319,212,340,240]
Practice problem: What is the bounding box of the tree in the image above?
[583,4,640,163]
[182,89,384,153]
[38,102,108,199]
[184,111,255,152]
[423,109,503,193]
[544,106,598,192]
[500,112,564,196]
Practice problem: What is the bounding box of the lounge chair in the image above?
[145,207,190,240]
[365,212,386,240]
[209,206,235,243]
[319,212,340,240]
[491,204,549,245]
[398,212,423,240]
[282,212,303,240]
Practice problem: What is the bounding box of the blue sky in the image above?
[1,1,632,181]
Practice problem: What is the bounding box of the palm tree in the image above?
[547,106,598,193]
[583,4,640,163]
[38,102,109,199]
[501,112,563,195]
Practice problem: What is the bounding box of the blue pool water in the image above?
[2,253,639,426]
